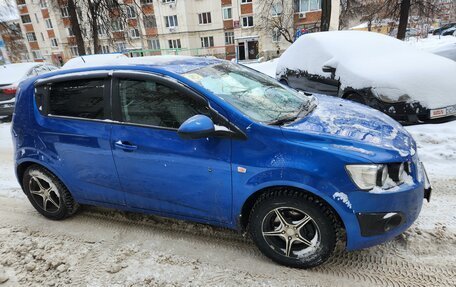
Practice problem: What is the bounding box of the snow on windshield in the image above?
[277,31,456,109]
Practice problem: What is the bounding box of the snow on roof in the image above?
[61,54,129,70]
[277,31,456,109]
[61,55,222,74]
[0,62,40,85]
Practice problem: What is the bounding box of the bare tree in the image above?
[50,0,148,55]
[320,0,332,31]
[0,0,28,63]
[256,0,296,44]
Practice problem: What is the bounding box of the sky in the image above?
[0,0,19,22]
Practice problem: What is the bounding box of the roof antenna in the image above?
[81,56,86,63]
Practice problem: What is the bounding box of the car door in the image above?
[34,73,125,205]
[110,71,232,223]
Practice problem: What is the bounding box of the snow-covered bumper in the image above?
[345,173,428,251]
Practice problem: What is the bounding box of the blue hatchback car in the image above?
[12,56,431,268]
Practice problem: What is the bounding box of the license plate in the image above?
[430,105,456,119]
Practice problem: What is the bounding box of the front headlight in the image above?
[346,164,388,190]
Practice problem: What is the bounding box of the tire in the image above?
[279,79,288,86]
[22,165,79,220]
[249,190,337,268]
[344,92,366,105]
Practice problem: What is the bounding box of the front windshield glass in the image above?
[182,62,312,123]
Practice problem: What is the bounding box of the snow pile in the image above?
[405,120,456,177]
[242,59,279,78]
[276,31,456,109]
[0,123,22,198]
[406,35,456,62]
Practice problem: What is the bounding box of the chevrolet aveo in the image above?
[12,56,431,268]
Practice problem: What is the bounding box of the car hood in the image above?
[281,94,416,159]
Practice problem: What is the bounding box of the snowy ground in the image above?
[0,116,455,286]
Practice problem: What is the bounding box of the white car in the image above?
[276,31,456,124]
[0,62,58,120]
[62,53,128,70]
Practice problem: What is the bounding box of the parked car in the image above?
[0,62,58,121]
[432,23,456,35]
[389,27,419,38]
[61,53,128,70]
[12,56,431,268]
[276,31,456,124]
[441,26,456,36]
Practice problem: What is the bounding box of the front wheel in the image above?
[22,165,79,220]
[249,191,337,268]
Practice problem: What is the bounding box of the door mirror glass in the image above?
[178,115,215,140]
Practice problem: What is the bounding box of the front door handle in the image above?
[114,140,137,151]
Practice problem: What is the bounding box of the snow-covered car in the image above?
[432,23,456,35]
[276,31,456,124]
[441,26,456,36]
[61,53,128,70]
[0,62,58,121]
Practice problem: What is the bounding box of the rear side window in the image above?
[48,79,106,119]
[118,79,209,129]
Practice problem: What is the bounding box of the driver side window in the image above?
[118,79,210,129]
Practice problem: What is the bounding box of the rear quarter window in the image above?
[47,79,106,119]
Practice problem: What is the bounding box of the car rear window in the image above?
[48,79,106,119]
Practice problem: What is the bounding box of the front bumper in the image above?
[344,180,426,251]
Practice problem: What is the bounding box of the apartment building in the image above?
[13,0,340,65]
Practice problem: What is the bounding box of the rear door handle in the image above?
[114,140,137,151]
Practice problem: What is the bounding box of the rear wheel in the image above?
[249,190,337,268]
[22,165,79,220]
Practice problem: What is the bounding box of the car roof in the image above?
[60,55,222,75]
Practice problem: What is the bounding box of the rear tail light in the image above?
[1,85,17,95]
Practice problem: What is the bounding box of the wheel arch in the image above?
[238,185,346,236]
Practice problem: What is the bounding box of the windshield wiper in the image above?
[268,114,299,126]
[268,96,317,126]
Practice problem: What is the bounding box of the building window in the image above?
[51,38,58,47]
[241,16,253,28]
[241,0,252,3]
[164,15,178,27]
[116,42,126,52]
[299,0,321,12]
[162,0,175,3]
[201,36,214,48]
[222,7,232,20]
[130,28,140,39]
[168,39,181,49]
[32,50,43,59]
[45,18,53,29]
[147,38,160,50]
[272,3,283,16]
[21,15,31,24]
[67,27,74,36]
[101,45,110,53]
[198,12,212,25]
[111,20,124,32]
[141,0,153,4]
[70,46,79,56]
[126,6,137,19]
[34,14,40,23]
[144,15,157,28]
[272,29,281,42]
[40,32,45,41]
[17,0,25,5]
[26,32,37,42]
[98,24,107,35]
[40,0,47,8]
[61,7,69,18]
[224,31,234,45]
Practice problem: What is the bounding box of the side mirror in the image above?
[178,115,215,140]
[322,65,336,74]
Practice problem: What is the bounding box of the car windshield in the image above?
[182,61,314,124]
